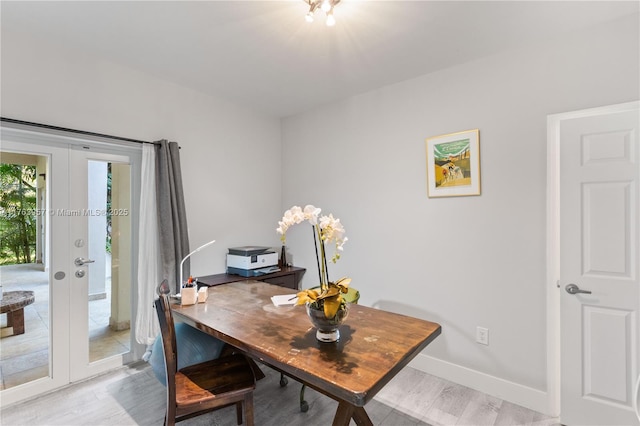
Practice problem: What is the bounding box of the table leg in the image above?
[332,402,373,426]
[352,406,373,426]
[7,309,25,335]
[332,402,353,426]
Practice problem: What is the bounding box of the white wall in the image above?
[0,29,283,276]
[2,10,638,415]
[281,13,639,413]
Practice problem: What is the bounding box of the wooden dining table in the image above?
[171,280,441,426]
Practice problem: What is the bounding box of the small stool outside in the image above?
[1,291,35,336]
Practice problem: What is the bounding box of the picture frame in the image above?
[425,129,481,198]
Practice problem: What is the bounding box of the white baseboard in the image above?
[408,353,552,416]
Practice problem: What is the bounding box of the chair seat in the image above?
[176,354,256,407]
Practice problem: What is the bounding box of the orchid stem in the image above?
[322,241,329,286]
[312,225,322,286]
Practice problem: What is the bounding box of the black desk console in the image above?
[196,266,306,290]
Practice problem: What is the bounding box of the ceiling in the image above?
[1,1,638,118]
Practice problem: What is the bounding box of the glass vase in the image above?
[305,302,349,342]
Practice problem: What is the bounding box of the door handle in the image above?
[565,283,592,295]
[74,257,95,267]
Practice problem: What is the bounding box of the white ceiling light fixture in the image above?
[304,0,340,27]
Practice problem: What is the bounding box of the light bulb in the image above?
[321,0,331,13]
[326,13,336,26]
[305,11,314,23]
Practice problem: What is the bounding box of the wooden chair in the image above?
[154,294,256,425]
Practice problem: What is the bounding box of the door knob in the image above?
[565,283,592,295]
[74,257,95,267]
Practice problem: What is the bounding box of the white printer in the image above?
[226,246,279,277]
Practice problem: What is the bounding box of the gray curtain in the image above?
[155,140,190,294]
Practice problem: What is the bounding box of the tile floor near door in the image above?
[0,263,130,390]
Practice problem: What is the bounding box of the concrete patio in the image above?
[0,263,130,390]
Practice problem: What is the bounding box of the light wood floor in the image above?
[0,361,560,426]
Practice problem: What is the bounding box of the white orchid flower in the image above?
[278,206,348,272]
[303,205,321,225]
[284,206,304,225]
[278,204,351,319]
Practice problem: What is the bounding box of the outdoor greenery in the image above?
[0,161,115,265]
[0,164,37,265]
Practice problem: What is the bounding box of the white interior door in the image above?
[559,102,640,425]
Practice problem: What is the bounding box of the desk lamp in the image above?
[179,239,216,294]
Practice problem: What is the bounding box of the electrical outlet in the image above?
[476,326,489,345]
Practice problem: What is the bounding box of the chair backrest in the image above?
[155,294,178,418]
[158,279,171,296]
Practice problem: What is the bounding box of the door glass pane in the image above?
[87,161,131,363]
[0,152,50,389]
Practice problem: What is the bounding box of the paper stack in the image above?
[271,294,298,306]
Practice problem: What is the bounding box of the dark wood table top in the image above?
[172,280,441,408]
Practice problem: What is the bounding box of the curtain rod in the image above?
[0,117,161,146]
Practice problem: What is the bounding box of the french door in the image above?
[0,127,141,405]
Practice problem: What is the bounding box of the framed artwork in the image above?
[425,129,480,197]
